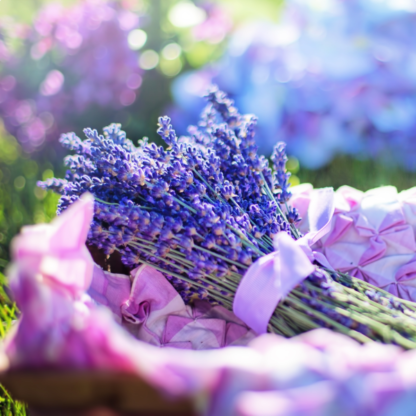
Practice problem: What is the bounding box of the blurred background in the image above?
[1,0,416,275]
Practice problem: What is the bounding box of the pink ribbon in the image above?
[233,188,335,334]
[296,188,336,271]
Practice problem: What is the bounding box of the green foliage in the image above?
[0,0,76,23]
[0,276,16,339]
[0,385,27,416]
[0,272,26,415]
[0,124,60,273]
[297,155,416,192]
[218,0,285,23]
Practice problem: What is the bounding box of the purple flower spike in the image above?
[157,116,178,147]
[271,142,292,204]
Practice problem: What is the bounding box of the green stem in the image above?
[193,244,248,270]
[94,197,119,206]
[281,295,374,344]
[128,241,238,293]
[328,269,416,312]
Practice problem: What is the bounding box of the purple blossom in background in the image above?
[0,0,143,151]
[171,0,416,170]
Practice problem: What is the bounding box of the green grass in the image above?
[0,273,26,416]
[291,155,416,192]
[0,125,61,275]
[0,385,26,416]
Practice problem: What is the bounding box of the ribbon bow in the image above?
[233,188,335,334]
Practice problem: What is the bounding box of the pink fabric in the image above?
[5,196,136,371]
[88,265,131,322]
[296,188,336,270]
[233,233,315,334]
[11,193,95,297]
[233,188,335,334]
[304,188,335,241]
[89,265,257,350]
[290,184,416,302]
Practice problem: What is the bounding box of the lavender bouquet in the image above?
[41,88,416,349]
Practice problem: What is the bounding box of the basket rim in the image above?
[0,369,195,414]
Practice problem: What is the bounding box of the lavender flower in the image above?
[40,87,299,303]
[271,142,292,204]
[41,88,416,349]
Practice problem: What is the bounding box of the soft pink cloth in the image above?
[89,264,256,349]
[11,193,94,297]
[290,184,416,301]
[5,194,136,371]
[233,232,315,335]
[233,188,335,334]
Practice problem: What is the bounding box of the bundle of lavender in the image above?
[41,87,416,349]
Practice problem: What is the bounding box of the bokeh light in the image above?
[139,49,159,70]
[128,29,147,50]
[168,2,207,28]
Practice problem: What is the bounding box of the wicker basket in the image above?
[0,370,195,416]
